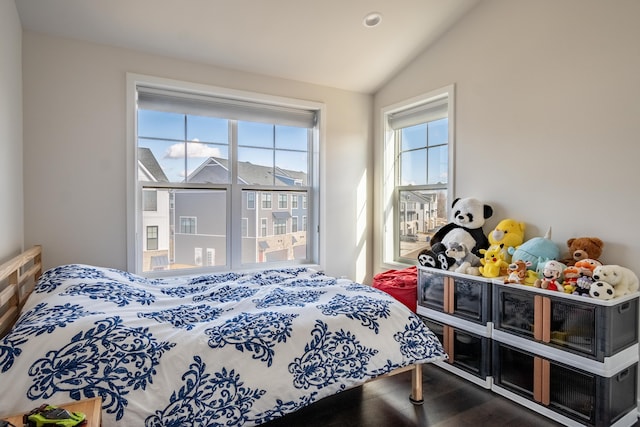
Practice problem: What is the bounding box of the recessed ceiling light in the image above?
[363,12,382,28]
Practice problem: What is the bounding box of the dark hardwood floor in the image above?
[264,364,637,427]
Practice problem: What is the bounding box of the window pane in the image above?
[400,148,427,186]
[242,190,307,264]
[186,148,230,184]
[138,110,184,140]
[187,115,228,143]
[398,189,448,259]
[428,145,448,185]
[401,124,427,151]
[138,139,185,183]
[428,118,448,147]
[141,188,227,272]
[275,150,307,186]
[238,121,273,148]
[276,126,307,150]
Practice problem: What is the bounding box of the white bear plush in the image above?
[590,281,615,300]
[592,265,639,298]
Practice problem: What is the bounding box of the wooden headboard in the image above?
[0,245,42,337]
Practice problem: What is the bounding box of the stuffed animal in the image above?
[561,237,604,266]
[488,218,526,264]
[479,245,509,278]
[504,260,531,284]
[592,265,639,298]
[429,197,493,257]
[417,248,439,269]
[445,241,481,275]
[562,266,580,293]
[433,242,456,271]
[590,281,615,300]
[534,260,566,291]
[509,228,560,272]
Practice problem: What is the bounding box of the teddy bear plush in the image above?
[561,237,604,266]
[429,197,493,257]
[592,264,639,298]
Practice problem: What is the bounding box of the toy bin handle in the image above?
[617,302,630,314]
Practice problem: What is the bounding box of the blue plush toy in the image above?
[508,228,560,272]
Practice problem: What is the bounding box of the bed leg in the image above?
[409,364,424,405]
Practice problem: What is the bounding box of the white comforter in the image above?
[0,265,445,426]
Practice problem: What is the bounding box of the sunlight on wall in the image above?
[356,169,368,283]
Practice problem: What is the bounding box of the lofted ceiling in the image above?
[15,0,479,94]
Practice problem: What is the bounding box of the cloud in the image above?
[165,142,221,159]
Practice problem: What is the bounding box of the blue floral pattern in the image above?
[27,317,174,420]
[138,303,224,330]
[318,294,392,333]
[145,356,265,426]
[205,312,298,367]
[0,265,445,427]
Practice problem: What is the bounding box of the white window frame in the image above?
[126,73,324,275]
[379,84,455,269]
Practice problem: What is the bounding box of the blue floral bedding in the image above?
[0,265,446,426]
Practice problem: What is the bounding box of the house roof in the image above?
[187,157,307,186]
[138,147,169,182]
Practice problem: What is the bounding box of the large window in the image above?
[129,75,321,274]
[381,85,454,265]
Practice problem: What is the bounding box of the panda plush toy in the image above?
[429,197,493,258]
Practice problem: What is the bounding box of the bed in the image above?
[0,246,446,426]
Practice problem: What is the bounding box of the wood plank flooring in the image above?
[264,364,639,426]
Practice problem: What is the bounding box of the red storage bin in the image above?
[373,266,417,312]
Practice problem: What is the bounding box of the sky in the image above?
[138,109,309,182]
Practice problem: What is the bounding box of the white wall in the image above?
[0,0,24,263]
[22,33,373,282]
[375,0,640,275]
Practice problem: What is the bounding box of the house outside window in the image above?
[381,85,454,265]
[130,74,321,274]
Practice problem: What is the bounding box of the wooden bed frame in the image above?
[0,245,42,338]
[0,245,425,404]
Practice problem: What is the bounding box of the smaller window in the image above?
[247,192,255,209]
[278,194,288,209]
[292,216,298,233]
[261,218,268,237]
[143,190,158,211]
[262,193,272,209]
[292,195,298,209]
[274,218,287,235]
[146,226,158,250]
[180,217,196,234]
